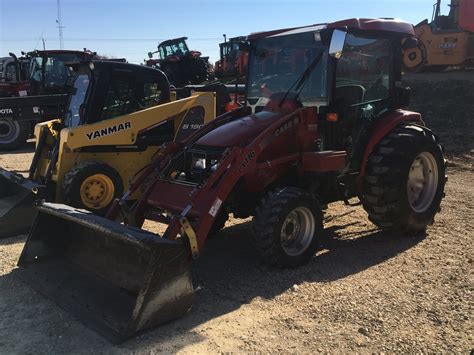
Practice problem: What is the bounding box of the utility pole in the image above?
[42,38,46,50]
[56,0,64,49]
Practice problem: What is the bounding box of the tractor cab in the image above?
[157,37,191,60]
[245,20,413,167]
[430,0,474,32]
[215,36,248,80]
[26,50,97,96]
[0,53,30,97]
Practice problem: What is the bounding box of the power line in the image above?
[0,38,223,42]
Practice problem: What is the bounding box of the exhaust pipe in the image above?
[16,202,193,342]
[0,168,44,238]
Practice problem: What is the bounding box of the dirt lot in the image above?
[0,72,472,353]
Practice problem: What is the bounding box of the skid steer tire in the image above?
[62,161,124,216]
[252,187,323,268]
[0,118,29,151]
[361,123,446,234]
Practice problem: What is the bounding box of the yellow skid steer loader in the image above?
[0,60,225,237]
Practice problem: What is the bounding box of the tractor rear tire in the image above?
[361,123,446,234]
[252,187,323,267]
[0,118,29,151]
[62,161,124,216]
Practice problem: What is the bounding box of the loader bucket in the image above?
[0,168,44,238]
[16,203,194,342]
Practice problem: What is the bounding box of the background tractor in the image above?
[0,60,227,238]
[0,53,30,96]
[146,37,211,87]
[0,49,99,150]
[214,35,248,81]
[403,0,474,72]
[15,18,446,341]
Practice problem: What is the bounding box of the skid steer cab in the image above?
[0,60,225,238]
[17,19,446,341]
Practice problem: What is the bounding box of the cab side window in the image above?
[101,73,136,120]
[336,34,392,104]
[5,62,17,82]
[140,81,164,109]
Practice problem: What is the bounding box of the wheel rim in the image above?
[79,174,115,209]
[407,152,439,213]
[0,118,20,144]
[280,207,315,256]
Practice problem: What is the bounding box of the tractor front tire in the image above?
[361,123,446,234]
[0,118,29,151]
[252,187,323,267]
[62,161,124,216]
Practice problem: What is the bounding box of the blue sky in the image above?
[0,0,448,64]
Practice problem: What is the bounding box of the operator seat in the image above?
[335,84,365,124]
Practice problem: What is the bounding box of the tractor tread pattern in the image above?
[361,123,446,233]
[252,187,323,267]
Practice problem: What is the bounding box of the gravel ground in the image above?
[0,72,472,353]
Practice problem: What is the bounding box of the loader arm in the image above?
[132,105,344,253]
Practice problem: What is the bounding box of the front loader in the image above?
[0,60,226,238]
[17,19,446,341]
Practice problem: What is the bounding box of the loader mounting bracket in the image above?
[179,216,199,259]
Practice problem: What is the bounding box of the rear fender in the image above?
[357,110,423,181]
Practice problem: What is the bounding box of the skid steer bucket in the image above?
[16,203,194,342]
[0,168,44,239]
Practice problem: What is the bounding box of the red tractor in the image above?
[0,50,97,149]
[146,37,210,87]
[214,35,248,81]
[0,53,30,97]
[16,19,446,341]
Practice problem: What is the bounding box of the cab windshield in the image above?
[29,54,82,90]
[247,30,328,110]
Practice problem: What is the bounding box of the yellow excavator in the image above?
[0,60,226,237]
[403,0,474,72]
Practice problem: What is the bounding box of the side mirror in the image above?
[402,37,419,49]
[148,52,153,59]
[329,29,347,59]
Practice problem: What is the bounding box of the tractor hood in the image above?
[195,110,283,147]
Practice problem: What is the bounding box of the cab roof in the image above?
[158,37,188,47]
[248,18,414,40]
[72,60,167,78]
[26,49,96,58]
